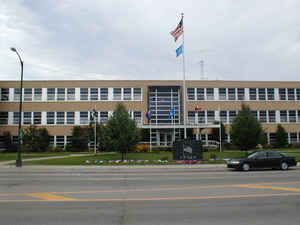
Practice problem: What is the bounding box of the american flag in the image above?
[170,18,183,42]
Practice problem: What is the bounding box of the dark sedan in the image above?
[227,150,297,171]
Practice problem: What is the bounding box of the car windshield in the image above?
[247,152,260,158]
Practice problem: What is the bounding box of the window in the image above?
[33,112,41,124]
[267,88,274,100]
[80,112,89,124]
[296,89,300,100]
[206,88,214,100]
[267,151,282,158]
[268,110,276,123]
[56,136,65,147]
[67,88,75,101]
[249,88,257,100]
[197,88,205,100]
[298,111,300,123]
[1,88,9,101]
[23,112,32,124]
[133,88,142,100]
[259,111,267,123]
[90,88,98,101]
[280,110,288,123]
[228,88,236,100]
[66,112,75,124]
[24,88,32,101]
[66,136,72,145]
[220,111,227,124]
[207,111,215,123]
[198,111,205,124]
[258,88,266,100]
[56,112,65,124]
[218,88,226,100]
[14,88,21,101]
[288,88,295,100]
[279,88,286,100]
[47,112,55,124]
[123,88,132,100]
[113,88,121,100]
[229,111,237,123]
[133,111,141,124]
[269,133,276,145]
[13,112,20,125]
[80,88,88,100]
[100,88,108,100]
[57,88,65,101]
[289,110,296,123]
[290,133,297,144]
[0,112,8,125]
[251,110,258,120]
[34,88,42,101]
[188,111,195,124]
[100,111,108,124]
[49,136,54,145]
[237,88,245,100]
[47,88,55,101]
[187,88,195,100]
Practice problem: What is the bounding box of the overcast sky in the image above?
[1,0,300,81]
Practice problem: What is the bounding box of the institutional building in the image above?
[1,80,300,147]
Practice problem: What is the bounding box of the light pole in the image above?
[11,47,23,167]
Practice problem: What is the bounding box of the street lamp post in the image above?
[11,47,23,167]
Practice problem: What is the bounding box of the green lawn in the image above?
[7,149,300,166]
[0,152,72,162]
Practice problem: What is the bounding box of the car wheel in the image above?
[242,163,250,171]
[280,162,289,170]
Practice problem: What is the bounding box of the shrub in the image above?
[50,146,65,152]
[136,144,150,152]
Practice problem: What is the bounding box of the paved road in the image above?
[0,166,300,225]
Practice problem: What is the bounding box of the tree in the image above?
[1,131,17,152]
[275,124,288,148]
[88,122,110,152]
[23,126,50,152]
[70,126,89,152]
[230,103,264,151]
[105,103,141,160]
[211,121,226,143]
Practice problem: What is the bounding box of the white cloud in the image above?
[1,0,300,81]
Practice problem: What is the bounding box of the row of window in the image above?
[0,111,142,125]
[0,87,142,102]
[187,110,300,124]
[3,132,300,147]
[199,132,300,145]
[187,87,300,101]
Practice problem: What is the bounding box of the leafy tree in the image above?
[211,121,226,143]
[230,103,264,151]
[88,122,110,152]
[105,103,141,160]
[23,126,50,152]
[275,124,288,148]
[70,126,89,152]
[1,131,17,152]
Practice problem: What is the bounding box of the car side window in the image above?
[256,152,267,159]
[267,151,282,158]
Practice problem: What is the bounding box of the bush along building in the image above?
[1,80,300,148]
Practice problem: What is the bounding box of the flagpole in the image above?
[182,12,187,140]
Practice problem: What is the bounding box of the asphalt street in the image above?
[0,166,300,225]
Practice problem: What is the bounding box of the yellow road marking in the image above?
[1,192,300,203]
[27,192,75,201]
[1,181,300,197]
[235,184,300,192]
